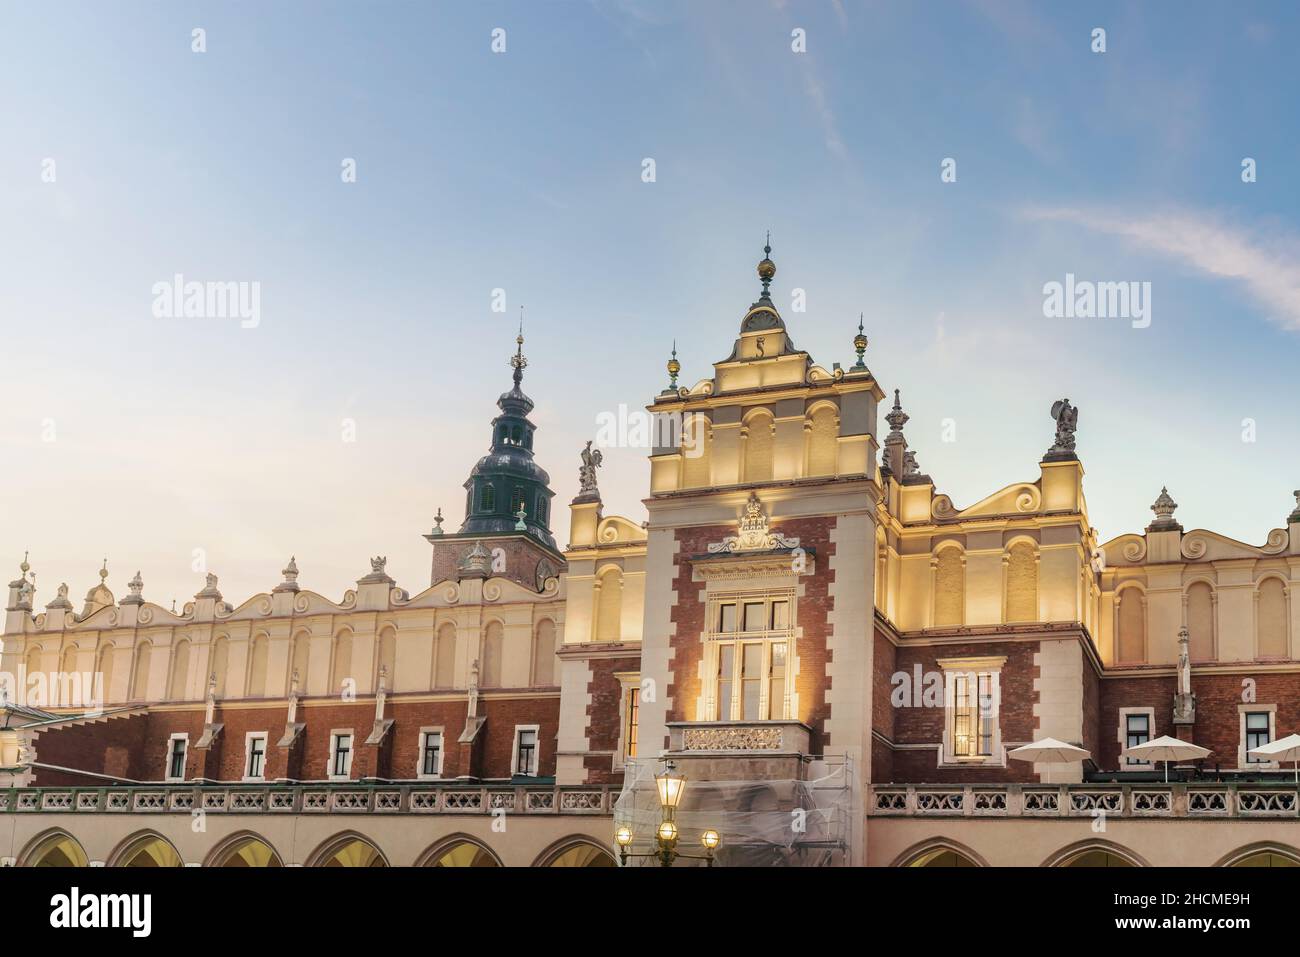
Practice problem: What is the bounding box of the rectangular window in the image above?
[707,590,795,722]
[420,731,442,777]
[1246,712,1271,762]
[514,727,538,777]
[245,734,267,780]
[167,736,187,781]
[624,685,639,760]
[951,674,994,758]
[741,642,762,720]
[1125,713,1150,765]
[717,645,735,720]
[769,642,787,723]
[330,732,353,779]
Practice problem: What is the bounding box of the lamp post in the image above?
[615,761,721,867]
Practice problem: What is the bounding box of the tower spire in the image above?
[511,308,527,386]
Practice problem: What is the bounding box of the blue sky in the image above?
[1,0,1297,607]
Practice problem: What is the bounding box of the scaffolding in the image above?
[612,753,855,867]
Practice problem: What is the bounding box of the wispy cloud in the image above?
[799,67,849,163]
[1022,206,1300,332]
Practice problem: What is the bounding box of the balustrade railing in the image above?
[0,783,614,816]
[870,783,1299,818]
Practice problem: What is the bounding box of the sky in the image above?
[1,0,1297,609]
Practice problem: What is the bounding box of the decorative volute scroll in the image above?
[707,492,800,554]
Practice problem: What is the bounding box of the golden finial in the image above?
[757,231,776,295]
[667,340,680,390]
[852,313,868,370]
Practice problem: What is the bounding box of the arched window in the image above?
[377,628,396,687]
[210,637,230,697]
[130,641,152,702]
[168,639,190,700]
[1117,588,1146,664]
[1186,582,1215,661]
[536,495,548,527]
[434,622,456,689]
[1005,542,1038,622]
[480,484,496,512]
[532,619,556,686]
[97,645,117,703]
[743,411,775,483]
[24,646,41,681]
[805,405,839,477]
[510,488,526,520]
[290,632,311,692]
[933,548,964,627]
[1258,578,1288,659]
[331,632,354,693]
[595,568,623,642]
[481,622,504,688]
[247,635,269,698]
[682,415,711,488]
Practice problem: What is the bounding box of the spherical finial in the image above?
[853,312,868,357]
[757,231,775,294]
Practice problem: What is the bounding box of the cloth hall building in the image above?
[3,247,1300,869]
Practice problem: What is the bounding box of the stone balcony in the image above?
[665,720,813,781]
[870,783,1300,819]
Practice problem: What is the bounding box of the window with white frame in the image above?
[329,731,354,780]
[615,673,640,767]
[418,729,444,779]
[939,657,1005,764]
[512,725,539,777]
[1239,705,1277,767]
[244,732,267,780]
[706,590,794,721]
[1120,708,1153,766]
[165,733,188,782]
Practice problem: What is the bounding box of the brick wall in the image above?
[871,629,896,782]
[665,516,838,752]
[1098,671,1300,772]
[429,534,564,591]
[890,639,1040,783]
[29,692,561,785]
[582,654,640,785]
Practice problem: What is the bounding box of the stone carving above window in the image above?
[707,493,800,554]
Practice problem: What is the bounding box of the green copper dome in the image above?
[458,331,557,549]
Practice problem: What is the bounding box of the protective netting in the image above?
[612,755,854,867]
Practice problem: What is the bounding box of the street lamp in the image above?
[616,761,721,867]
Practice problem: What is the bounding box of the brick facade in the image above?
[665,516,838,752]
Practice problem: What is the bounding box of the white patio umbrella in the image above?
[1122,735,1210,782]
[1247,733,1300,783]
[1007,738,1091,784]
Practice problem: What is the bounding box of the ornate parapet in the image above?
[667,720,811,755]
